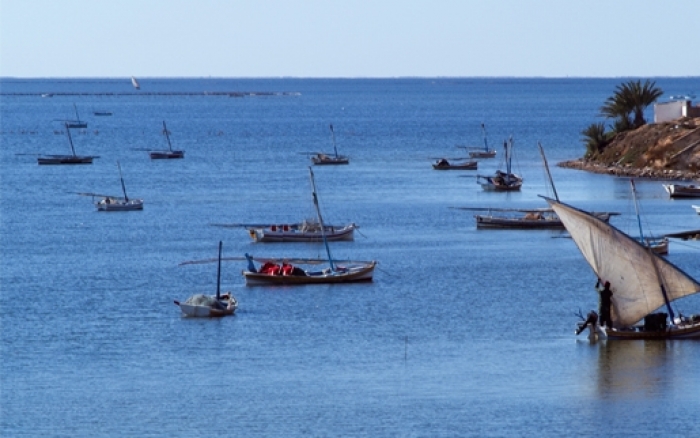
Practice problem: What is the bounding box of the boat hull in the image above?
[432,161,477,170]
[605,322,700,340]
[249,224,355,242]
[663,184,700,198]
[469,150,496,158]
[243,262,375,286]
[149,150,185,159]
[475,215,564,229]
[96,199,144,211]
[311,154,349,165]
[38,156,93,165]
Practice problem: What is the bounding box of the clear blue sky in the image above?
[2,0,699,78]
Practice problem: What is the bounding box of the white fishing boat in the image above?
[38,123,96,165]
[467,123,496,158]
[175,241,238,317]
[131,76,140,90]
[477,137,522,191]
[242,167,375,285]
[246,220,356,242]
[662,183,700,198]
[693,205,700,214]
[546,197,700,340]
[78,161,143,211]
[148,121,184,159]
[311,124,349,165]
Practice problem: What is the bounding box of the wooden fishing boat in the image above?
[175,241,238,317]
[432,158,477,170]
[468,123,496,158]
[38,123,96,165]
[65,104,87,129]
[663,183,700,198]
[242,167,375,285]
[246,220,357,243]
[149,121,184,159]
[311,124,349,165]
[78,162,143,211]
[467,208,616,229]
[546,197,700,340]
[477,137,522,191]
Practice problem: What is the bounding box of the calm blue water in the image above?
[2,78,700,437]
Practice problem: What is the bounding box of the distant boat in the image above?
[311,124,349,165]
[78,161,144,211]
[468,123,497,158]
[631,180,669,255]
[38,123,95,165]
[65,104,87,129]
[477,137,523,191]
[693,205,700,215]
[432,158,477,170]
[93,110,112,116]
[148,121,184,159]
[663,183,700,198]
[131,76,140,90]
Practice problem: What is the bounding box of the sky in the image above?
[2,0,699,78]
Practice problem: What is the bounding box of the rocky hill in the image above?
[559,117,700,181]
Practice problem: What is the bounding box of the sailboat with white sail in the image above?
[546,197,700,340]
[131,76,140,90]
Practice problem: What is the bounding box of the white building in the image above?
[654,100,700,123]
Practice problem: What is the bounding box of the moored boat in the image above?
[247,220,357,242]
[663,183,700,198]
[242,167,376,286]
[79,161,143,211]
[693,205,700,214]
[175,241,238,317]
[38,123,96,165]
[477,137,522,191]
[311,124,349,165]
[149,121,184,159]
[432,158,477,170]
[468,123,496,158]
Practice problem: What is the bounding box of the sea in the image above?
[1,77,699,437]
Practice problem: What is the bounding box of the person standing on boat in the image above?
[596,279,614,328]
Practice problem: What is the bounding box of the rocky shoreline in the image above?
[557,159,700,181]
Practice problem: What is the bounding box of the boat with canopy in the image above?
[545,196,700,340]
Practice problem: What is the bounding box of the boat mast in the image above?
[117,161,129,202]
[538,142,559,201]
[163,121,173,152]
[216,241,222,300]
[308,167,335,271]
[481,123,488,152]
[631,179,676,321]
[329,124,338,158]
[73,103,82,124]
[65,123,77,156]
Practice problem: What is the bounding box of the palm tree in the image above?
[581,122,611,158]
[600,80,663,131]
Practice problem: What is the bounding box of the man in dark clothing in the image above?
[596,280,614,328]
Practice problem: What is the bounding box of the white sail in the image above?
[547,198,700,326]
[131,76,140,89]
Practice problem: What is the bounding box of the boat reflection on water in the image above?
[596,341,671,398]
